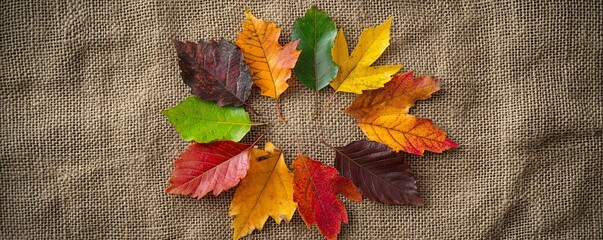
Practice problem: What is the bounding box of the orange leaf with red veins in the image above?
[346,71,457,155]
[236,9,300,123]
[166,140,256,199]
[357,113,457,155]
[343,72,440,119]
[292,153,361,240]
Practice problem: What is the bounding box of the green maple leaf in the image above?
[163,96,253,143]
[292,6,338,91]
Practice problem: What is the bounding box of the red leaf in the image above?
[174,39,252,107]
[332,140,424,206]
[166,141,254,199]
[292,153,361,240]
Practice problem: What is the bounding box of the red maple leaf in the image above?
[292,153,361,240]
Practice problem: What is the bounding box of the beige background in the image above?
[1,0,601,239]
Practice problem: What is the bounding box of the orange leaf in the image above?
[236,9,300,123]
[292,153,361,240]
[358,113,457,155]
[348,72,457,155]
[343,72,440,119]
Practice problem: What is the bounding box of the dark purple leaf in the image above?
[174,39,252,107]
[332,140,424,206]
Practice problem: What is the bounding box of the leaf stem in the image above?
[319,139,335,150]
[250,122,268,126]
[244,102,260,115]
[323,90,338,108]
[250,133,265,147]
[293,135,303,154]
[312,89,321,120]
[275,98,286,124]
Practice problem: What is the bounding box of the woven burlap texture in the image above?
[1,0,602,239]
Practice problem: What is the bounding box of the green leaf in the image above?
[162,96,253,143]
[292,6,338,91]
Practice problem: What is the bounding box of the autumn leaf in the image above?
[292,152,361,240]
[358,113,457,155]
[343,72,440,119]
[173,39,252,108]
[330,17,402,94]
[166,139,259,199]
[329,140,424,205]
[347,72,457,155]
[162,96,256,143]
[236,9,301,123]
[229,142,296,240]
[292,6,338,91]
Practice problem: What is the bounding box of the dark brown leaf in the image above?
[331,140,424,205]
[174,39,252,107]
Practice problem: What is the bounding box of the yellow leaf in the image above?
[236,10,300,123]
[229,142,297,240]
[330,17,402,94]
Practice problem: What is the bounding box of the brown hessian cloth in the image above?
[1,1,601,239]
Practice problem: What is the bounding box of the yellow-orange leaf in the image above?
[330,17,402,94]
[228,142,297,240]
[344,72,440,118]
[236,10,300,123]
[349,72,457,155]
[357,113,457,156]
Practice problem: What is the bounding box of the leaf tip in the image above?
[414,197,426,207]
[445,138,459,149]
[244,8,254,20]
[171,38,183,47]
[383,16,394,27]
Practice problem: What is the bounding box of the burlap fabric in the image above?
[1,0,601,239]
